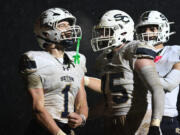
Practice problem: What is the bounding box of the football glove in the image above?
[147,126,161,135]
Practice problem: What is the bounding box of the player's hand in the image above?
[67,112,83,128]
[147,126,161,135]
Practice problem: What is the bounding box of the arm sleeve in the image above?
[137,65,165,121]
[160,69,180,92]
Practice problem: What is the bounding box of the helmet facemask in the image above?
[53,20,82,48]
[136,24,163,46]
[58,26,81,41]
[91,26,116,52]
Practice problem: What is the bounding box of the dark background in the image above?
[1,0,180,134]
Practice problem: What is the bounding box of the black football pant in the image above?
[160,116,180,135]
[24,119,73,135]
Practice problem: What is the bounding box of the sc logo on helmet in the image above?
[114,14,130,23]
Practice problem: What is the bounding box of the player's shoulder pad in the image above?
[165,45,180,61]
[79,52,86,62]
[78,52,86,68]
[135,41,157,59]
[19,51,38,75]
[19,51,50,74]
[78,52,87,73]
[167,45,180,54]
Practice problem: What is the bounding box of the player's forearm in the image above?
[75,79,89,120]
[151,89,164,126]
[75,95,88,119]
[76,103,88,119]
[73,99,88,128]
[84,76,101,93]
[34,107,62,135]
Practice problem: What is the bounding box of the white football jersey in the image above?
[148,45,180,117]
[96,41,156,116]
[21,51,86,123]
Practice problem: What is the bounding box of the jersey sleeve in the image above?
[19,52,43,89]
[135,42,157,59]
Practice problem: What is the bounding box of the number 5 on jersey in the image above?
[102,73,129,104]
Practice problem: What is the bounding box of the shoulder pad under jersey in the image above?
[134,41,157,59]
[164,45,180,62]
[19,52,37,75]
[19,51,50,75]
[168,45,180,54]
[79,53,87,73]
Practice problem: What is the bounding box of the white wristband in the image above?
[80,114,86,127]
[84,76,90,86]
[57,130,66,135]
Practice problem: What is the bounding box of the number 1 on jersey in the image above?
[61,85,70,118]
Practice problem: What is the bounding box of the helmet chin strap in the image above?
[59,39,76,49]
[37,35,76,49]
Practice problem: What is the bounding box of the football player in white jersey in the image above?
[84,10,165,135]
[135,10,180,135]
[19,8,88,135]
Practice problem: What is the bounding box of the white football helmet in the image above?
[135,10,175,46]
[34,8,82,49]
[91,10,134,52]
